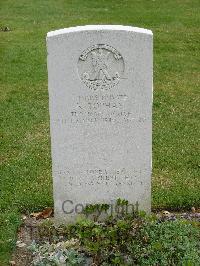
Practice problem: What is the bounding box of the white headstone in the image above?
[47,25,153,222]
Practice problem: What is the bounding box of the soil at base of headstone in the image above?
[11,217,40,266]
[11,211,200,266]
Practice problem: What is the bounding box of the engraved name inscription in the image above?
[53,92,149,125]
[71,92,131,123]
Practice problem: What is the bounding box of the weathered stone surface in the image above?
[47,25,153,222]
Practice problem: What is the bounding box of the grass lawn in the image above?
[0,0,199,264]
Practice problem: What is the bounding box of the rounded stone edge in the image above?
[46,25,153,39]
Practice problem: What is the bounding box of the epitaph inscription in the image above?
[54,167,147,187]
[78,44,124,91]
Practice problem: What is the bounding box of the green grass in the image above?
[0,0,199,264]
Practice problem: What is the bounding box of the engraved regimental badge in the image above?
[78,44,124,91]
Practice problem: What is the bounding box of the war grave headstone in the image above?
[47,25,153,222]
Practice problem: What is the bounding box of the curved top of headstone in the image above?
[47,25,153,38]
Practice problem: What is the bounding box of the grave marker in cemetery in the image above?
[47,25,153,222]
